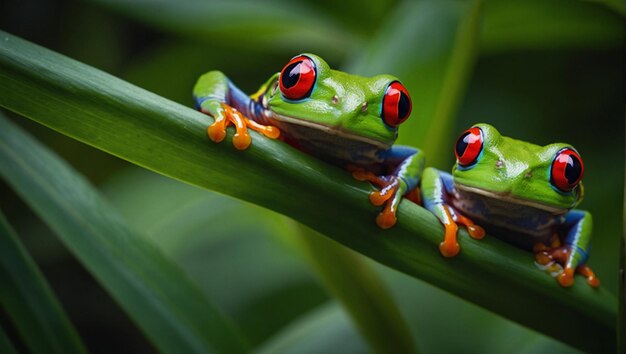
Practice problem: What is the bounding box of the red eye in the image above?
[455,127,483,167]
[382,81,412,127]
[279,55,316,100]
[550,148,584,192]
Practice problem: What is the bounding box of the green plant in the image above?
[0,0,623,353]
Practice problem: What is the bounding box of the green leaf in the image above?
[0,326,18,354]
[292,224,417,354]
[254,302,368,354]
[481,0,625,54]
[0,212,87,354]
[84,0,360,58]
[0,114,248,354]
[102,168,329,346]
[617,234,626,353]
[0,31,617,353]
[376,264,581,353]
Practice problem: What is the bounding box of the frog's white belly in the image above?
[451,184,567,248]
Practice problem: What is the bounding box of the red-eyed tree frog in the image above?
[421,123,599,288]
[193,54,425,229]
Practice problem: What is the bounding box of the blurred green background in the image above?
[0,0,623,353]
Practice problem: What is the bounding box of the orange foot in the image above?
[349,167,418,230]
[534,236,600,288]
[439,205,485,257]
[207,103,280,150]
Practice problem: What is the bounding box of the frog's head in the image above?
[263,54,412,150]
[451,123,584,212]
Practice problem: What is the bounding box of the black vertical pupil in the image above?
[564,155,582,184]
[281,61,302,89]
[455,132,470,157]
[398,92,410,119]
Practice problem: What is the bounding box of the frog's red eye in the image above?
[455,127,483,167]
[279,55,316,101]
[550,148,584,192]
[382,81,412,127]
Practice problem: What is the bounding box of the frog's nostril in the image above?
[331,95,340,105]
[524,170,532,179]
[361,102,368,113]
[495,159,504,169]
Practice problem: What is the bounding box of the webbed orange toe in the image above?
[208,124,227,143]
[207,103,280,150]
[557,268,575,287]
[466,224,485,239]
[439,241,460,258]
[350,169,407,230]
[376,211,397,229]
[577,264,600,288]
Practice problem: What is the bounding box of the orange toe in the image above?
[369,191,387,206]
[557,268,575,287]
[232,132,251,150]
[264,126,281,139]
[208,124,226,143]
[587,276,600,288]
[376,211,397,229]
[439,241,460,258]
[467,224,485,239]
[534,252,552,266]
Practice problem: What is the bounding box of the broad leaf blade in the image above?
[0,212,86,354]
[0,114,248,354]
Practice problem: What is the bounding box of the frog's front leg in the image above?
[351,146,425,229]
[420,168,485,257]
[534,210,599,287]
[193,71,280,150]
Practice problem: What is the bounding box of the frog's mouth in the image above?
[455,184,569,214]
[264,110,391,150]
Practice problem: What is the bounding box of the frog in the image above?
[193,54,425,230]
[420,123,599,288]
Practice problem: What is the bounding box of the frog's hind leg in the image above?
[405,186,422,205]
[535,244,600,288]
[349,146,425,230]
[350,167,403,229]
[533,211,599,288]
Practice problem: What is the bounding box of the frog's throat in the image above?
[265,111,391,150]
[455,184,569,214]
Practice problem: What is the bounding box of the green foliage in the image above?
[0,327,18,354]
[0,212,86,354]
[0,115,248,353]
[294,225,417,354]
[0,0,623,353]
